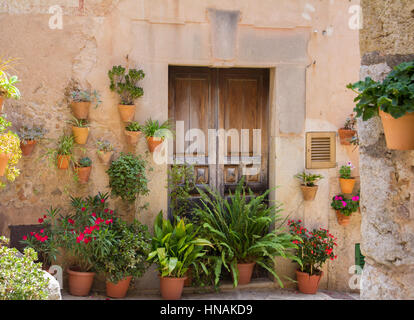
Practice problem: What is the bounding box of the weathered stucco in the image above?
[0,0,361,293]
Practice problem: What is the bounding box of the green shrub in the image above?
[0,236,49,300]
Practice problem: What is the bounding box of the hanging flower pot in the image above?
[125,130,142,145]
[147,137,163,153]
[159,276,187,300]
[338,128,356,145]
[75,166,92,184]
[106,276,132,299]
[118,104,136,122]
[235,262,256,285]
[335,210,351,226]
[67,268,95,296]
[20,140,37,156]
[72,126,89,145]
[0,152,11,176]
[339,178,355,194]
[300,185,318,201]
[379,110,414,150]
[57,154,70,169]
[70,101,91,120]
[97,150,114,165]
[296,270,323,294]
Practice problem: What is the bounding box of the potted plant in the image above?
[288,220,338,294]
[0,116,22,183]
[338,114,357,145]
[147,211,212,300]
[347,60,414,150]
[194,179,301,287]
[57,193,115,296]
[330,194,360,226]
[108,65,145,122]
[294,171,323,201]
[70,89,101,119]
[96,139,115,165]
[107,152,150,202]
[17,125,47,156]
[94,219,152,298]
[0,70,21,113]
[124,121,143,145]
[44,133,75,170]
[68,117,90,145]
[142,118,172,152]
[74,157,92,184]
[339,162,355,194]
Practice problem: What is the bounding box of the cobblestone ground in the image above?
[63,288,359,300]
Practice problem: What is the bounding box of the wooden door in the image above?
[168,66,269,212]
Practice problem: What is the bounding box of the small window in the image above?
[306,132,336,169]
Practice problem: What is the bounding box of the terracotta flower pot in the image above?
[236,262,256,285]
[184,268,192,287]
[338,128,356,145]
[106,276,132,299]
[0,96,4,113]
[379,110,414,150]
[147,136,163,152]
[97,150,114,165]
[296,270,323,294]
[159,276,187,300]
[0,152,11,176]
[300,185,318,201]
[336,210,351,226]
[72,126,89,145]
[339,178,355,194]
[125,130,142,145]
[67,268,95,296]
[57,154,70,169]
[118,104,136,122]
[70,101,91,120]
[20,140,37,156]
[75,166,92,184]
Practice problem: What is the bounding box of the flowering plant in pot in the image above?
[194,178,301,287]
[330,194,360,226]
[347,60,414,150]
[0,116,22,186]
[96,139,114,165]
[74,157,92,184]
[56,192,116,296]
[68,117,90,145]
[0,70,21,113]
[147,211,212,300]
[17,125,47,156]
[20,207,60,271]
[338,114,357,145]
[142,118,173,153]
[70,89,101,119]
[288,220,337,294]
[339,162,355,194]
[108,65,145,122]
[43,133,75,170]
[294,171,323,201]
[124,121,143,146]
[94,219,152,298]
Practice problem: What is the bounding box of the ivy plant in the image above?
[107,152,150,202]
[108,65,145,105]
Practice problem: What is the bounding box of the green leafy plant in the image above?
[0,117,22,187]
[339,162,354,179]
[330,194,360,216]
[0,236,50,300]
[108,65,145,105]
[294,171,323,187]
[125,121,143,132]
[43,133,76,168]
[77,157,92,168]
[17,125,47,144]
[142,118,173,139]
[194,179,302,287]
[288,220,337,275]
[0,70,21,100]
[107,152,150,202]
[94,218,152,283]
[71,89,101,109]
[147,211,212,278]
[347,60,414,120]
[96,139,114,153]
[67,117,89,128]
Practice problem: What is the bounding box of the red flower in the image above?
[110,210,113,215]
[68,218,75,225]
[30,232,34,236]
[38,218,44,223]
[101,199,105,203]
[92,212,96,217]
[22,236,27,240]
[43,215,47,219]
[81,207,86,212]
[104,209,109,213]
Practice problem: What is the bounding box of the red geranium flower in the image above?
[38,218,44,223]
[22,235,27,240]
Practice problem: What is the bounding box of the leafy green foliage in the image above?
[147,211,212,278]
[42,133,76,169]
[142,118,173,139]
[67,117,89,128]
[77,157,92,168]
[125,121,143,132]
[0,119,22,187]
[288,220,337,275]
[347,60,414,120]
[17,125,47,143]
[108,65,145,105]
[193,179,302,287]
[71,89,101,109]
[294,171,323,187]
[330,194,360,216]
[0,70,20,99]
[339,162,354,179]
[0,236,50,300]
[107,153,150,202]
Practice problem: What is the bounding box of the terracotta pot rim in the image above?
[338,128,356,132]
[75,165,92,169]
[300,184,318,188]
[147,136,164,141]
[67,268,95,276]
[125,130,142,134]
[237,261,256,265]
[158,275,188,280]
[340,177,355,180]
[296,269,323,276]
[118,104,135,106]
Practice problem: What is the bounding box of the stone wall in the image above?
[358,0,414,299]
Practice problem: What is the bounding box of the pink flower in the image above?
[342,201,347,207]
[352,196,360,202]
[110,210,113,215]
[30,232,34,236]
[40,229,44,233]
[43,215,47,219]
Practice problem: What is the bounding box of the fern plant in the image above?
[108,65,145,105]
